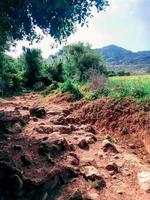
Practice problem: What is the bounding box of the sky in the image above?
[8,0,150,58]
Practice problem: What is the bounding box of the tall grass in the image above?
[86,74,150,101]
[108,74,150,100]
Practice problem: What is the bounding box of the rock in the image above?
[68,155,80,166]
[128,143,136,149]
[117,190,123,195]
[13,145,22,151]
[60,166,78,184]
[0,161,24,194]
[33,82,45,91]
[53,125,73,134]
[69,190,83,200]
[78,139,89,150]
[138,171,150,193]
[32,117,38,122]
[42,192,49,200]
[45,166,78,191]
[105,162,119,173]
[34,125,53,134]
[0,110,29,134]
[86,134,97,144]
[10,174,23,191]
[8,122,22,134]
[102,140,118,153]
[30,107,46,118]
[121,127,128,135]
[52,115,68,125]
[82,125,98,135]
[21,154,32,166]
[46,168,60,190]
[83,166,106,188]
[85,191,100,200]
[39,133,70,158]
[70,158,80,166]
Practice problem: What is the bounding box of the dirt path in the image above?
[0,93,150,200]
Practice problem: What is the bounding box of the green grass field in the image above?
[86,74,150,101]
[107,74,150,100]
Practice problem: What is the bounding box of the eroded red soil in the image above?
[0,93,150,200]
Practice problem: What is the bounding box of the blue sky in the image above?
[8,0,150,58]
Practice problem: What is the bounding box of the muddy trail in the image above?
[0,93,150,200]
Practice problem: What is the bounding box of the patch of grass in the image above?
[59,80,83,100]
[108,75,150,100]
[93,179,103,189]
[84,75,150,101]
[104,135,116,143]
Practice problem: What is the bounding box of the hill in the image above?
[95,45,150,74]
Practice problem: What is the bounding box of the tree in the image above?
[0,0,108,51]
[62,42,106,82]
[24,48,43,87]
[0,54,23,94]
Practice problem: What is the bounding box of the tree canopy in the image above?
[61,42,106,82]
[0,0,108,51]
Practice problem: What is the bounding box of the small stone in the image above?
[109,171,116,176]
[138,171,150,193]
[117,190,123,195]
[42,192,49,200]
[114,155,119,159]
[69,190,83,200]
[105,162,119,173]
[30,107,46,118]
[112,175,117,179]
[21,154,32,166]
[121,127,128,135]
[102,140,118,153]
[128,143,136,149]
[78,139,89,150]
[10,174,23,191]
[13,145,22,151]
[32,117,38,122]
[70,158,80,166]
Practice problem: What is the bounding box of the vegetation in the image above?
[61,42,106,82]
[87,75,150,101]
[0,42,149,101]
[0,0,108,54]
[60,80,83,100]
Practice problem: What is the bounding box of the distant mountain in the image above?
[95,45,150,74]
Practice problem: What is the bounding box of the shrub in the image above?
[88,69,107,91]
[48,62,64,82]
[88,89,109,100]
[41,83,58,96]
[60,80,82,100]
[93,179,103,189]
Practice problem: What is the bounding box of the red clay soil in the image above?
[0,93,150,200]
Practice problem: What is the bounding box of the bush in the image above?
[41,83,58,96]
[48,62,64,82]
[88,88,109,100]
[60,80,82,100]
[88,69,107,91]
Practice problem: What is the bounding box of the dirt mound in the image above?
[72,98,149,136]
